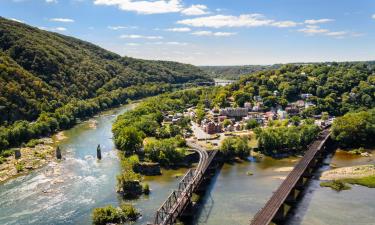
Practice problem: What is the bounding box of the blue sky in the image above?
[1,0,375,65]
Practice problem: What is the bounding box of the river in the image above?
[0,102,374,225]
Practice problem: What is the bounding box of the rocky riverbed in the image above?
[0,138,56,183]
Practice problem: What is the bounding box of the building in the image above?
[264,111,276,121]
[218,115,227,122]
[233,123,242,131]
[220,107,248,118]
[285,106,299,116]
[301,93,313,99]
[277,109,288,119]
[305,102,316,109]
[295,100,305,108]
[254,95,262,102]
[203,121,222,134]
[244,102,252,110]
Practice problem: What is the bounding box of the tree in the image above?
[222,119,232,128]
[245,119,259,129]
[290,116,301,126]
[332,109,375,148]
[220,136,251,159]
[195,107,206,124]
[115,127,144,155]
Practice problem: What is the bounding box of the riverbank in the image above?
[0,138,55,183]
[320,165,375,190]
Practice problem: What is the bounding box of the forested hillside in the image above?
[200,65,280,80]
[0,17,210,124]
[225,62,375,116]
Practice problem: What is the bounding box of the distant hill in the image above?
[0,17,210,124]
[200,65,281,80]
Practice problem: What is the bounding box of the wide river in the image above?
[0,103,374,225]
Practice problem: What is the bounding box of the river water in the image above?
[0,103,374,225]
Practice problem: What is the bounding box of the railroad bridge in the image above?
[250,128,332,225]
[150,141,220,225]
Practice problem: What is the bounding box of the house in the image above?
[295,100,305,108]
[301,93,313,99]
[218,115,227,122]
[220,107,248,118]
[277,109,288,119]
[202,121,221,134]
[254,95,262,102]
[305,102,316,109]
[285,106,299,116]
[233,122,242,131]
[244,102,252,110]
[264,111,276,121]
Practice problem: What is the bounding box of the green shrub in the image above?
[143,183,150,195]
[92,204,139,225]
[120,203,140,221]
[1,149,14,158]
[0,156,6,164]
[25,139,44,148]
[15,162,24,173]
[220,136,251,159]
[320,180,351,191]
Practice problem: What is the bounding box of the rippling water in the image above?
[0,102,373,225]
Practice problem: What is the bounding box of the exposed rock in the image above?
[133,162,161,176]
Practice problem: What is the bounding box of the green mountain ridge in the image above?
[0,17,210,124]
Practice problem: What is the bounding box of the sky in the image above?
[1,0,375,65]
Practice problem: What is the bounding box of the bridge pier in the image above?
[152,149,221,225]
[250,129,332,225]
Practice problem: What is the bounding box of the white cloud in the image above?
[181,4,209,16]
[166,27,191,32]
[50,18,75,23]
[177,14,298,28]
[165,41,188,45]
[94,0,183,14]
[40,27,67,32]
[53,27,67,31]
[120,34,163,39]
[9,18,24,23]
[298,26,329,35]
[108,25,137,30]
[191,30,236,37]
[372,14,375,19]
[46,0,58,3]
[325,31,348,37]
[298,25,350,38]
[304,19,334,24]
[126,43,139,46]
[272,20,299,28]
[145,41,188,45]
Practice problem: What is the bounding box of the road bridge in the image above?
[250,128,332,225]
[150,141,219,225]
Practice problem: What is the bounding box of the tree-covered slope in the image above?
[200,65,280,80]
[0,17,210,124]
[228,62,375,116]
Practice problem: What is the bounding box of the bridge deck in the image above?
[250,129,331,225]
[152,141,217,225]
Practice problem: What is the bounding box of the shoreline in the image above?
[0,138,56,183]
[0,102,136,184]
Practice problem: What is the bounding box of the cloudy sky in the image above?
[1,0,375,65]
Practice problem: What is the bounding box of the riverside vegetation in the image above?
[0,17,211,158]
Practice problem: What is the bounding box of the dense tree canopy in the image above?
[0,16,210,125]
[254,124,320,156]
[0,17,211,153]
[227,62,375,115]
[332,109,375,148]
